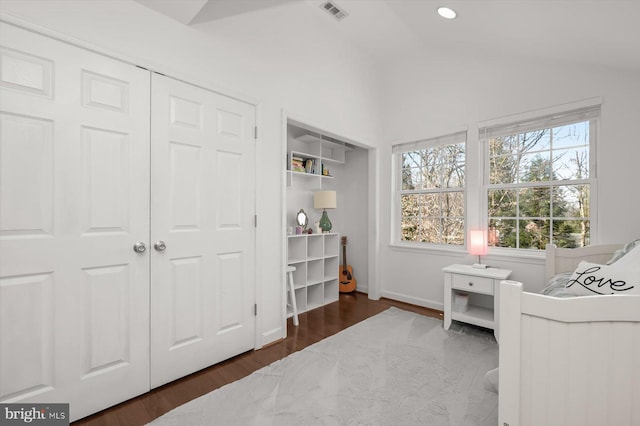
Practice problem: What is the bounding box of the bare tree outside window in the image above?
[400,142,465,245]
[487,120,592,249]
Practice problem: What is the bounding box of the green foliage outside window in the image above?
[487,122,591,249]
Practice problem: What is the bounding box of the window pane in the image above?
[553,219,590,248]
[552,122,589,149]
[402,151,422,168]
[442,192,464,217]
[554,185,590,218]
[489,155,517,184]
[402,151,422,190]
[521,129,550,152]
[490,135,520,157]
[442,217,464,244]
[488,219,517,248]
[423,161,442,189]
[401,216,418,241]
[402,166,421,190]
[488,189,517,217]
[419,194,440,217]
[520,219,550,249]
[552,147,589,180]
[519,152,551,182]
[420,217,443,243]
[441,160,465,188]
[519,187,551,218]
[401,194,420,218]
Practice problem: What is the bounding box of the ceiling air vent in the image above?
[320,1,348,21]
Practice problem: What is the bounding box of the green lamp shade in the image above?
[319,210,332,232]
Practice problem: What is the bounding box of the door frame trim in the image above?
[280,109,380,339]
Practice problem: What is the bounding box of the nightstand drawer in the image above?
[451,274,494,295]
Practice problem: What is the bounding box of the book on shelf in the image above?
[290,154,305,173]
[289,154,317,174]
[304,158,315,174]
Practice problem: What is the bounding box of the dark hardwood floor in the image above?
[73,293,442,426]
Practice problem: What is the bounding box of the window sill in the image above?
[388,242,546,264]
[389,242,467,257]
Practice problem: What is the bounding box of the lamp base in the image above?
[472,263,488,269]
[319,210,332,233]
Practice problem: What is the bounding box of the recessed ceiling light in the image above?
[437,7,457,19]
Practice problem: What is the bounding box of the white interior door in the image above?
[150,74,257,387]
[0,23,150,421]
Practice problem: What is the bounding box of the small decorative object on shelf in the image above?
[296,209,308,231]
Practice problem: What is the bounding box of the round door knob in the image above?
[133,242,147,254]
[154,241,167,252]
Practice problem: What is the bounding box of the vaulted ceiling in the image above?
[135,0,640,72]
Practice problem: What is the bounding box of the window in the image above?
[482,106,599,250]
[393,131,466,245]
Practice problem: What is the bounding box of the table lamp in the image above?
[469,229,488,268]
[313,190,337,233]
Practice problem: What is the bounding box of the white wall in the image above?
[378,48,640,310]
[0,0,383,345]
[334,148,369,292]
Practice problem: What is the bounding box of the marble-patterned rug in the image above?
[149,307,498,425]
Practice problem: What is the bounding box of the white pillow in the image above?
[612,243,640,267]
[565,260,640,296]
[483,367,499,394]
[606,239,640,264]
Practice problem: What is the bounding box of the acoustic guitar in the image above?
[339,236,356,293]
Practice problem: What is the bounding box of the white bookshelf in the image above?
[286,134,345,188]
[286,233,339,317]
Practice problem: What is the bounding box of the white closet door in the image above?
[150,74,256,387]
[0,23,150,421]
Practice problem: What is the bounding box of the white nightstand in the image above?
[443,264,512,341]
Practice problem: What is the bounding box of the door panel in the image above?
[150,74,256,388]
[0,22,150,421]
[0,113,54,236]
[0,273,54,399]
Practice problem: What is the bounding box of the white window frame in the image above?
[391,131,467,248]
[480,102,600,251]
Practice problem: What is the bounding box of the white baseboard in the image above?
[380,290,444,312]
[261,327,284,347]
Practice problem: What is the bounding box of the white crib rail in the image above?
[499,280,640,426]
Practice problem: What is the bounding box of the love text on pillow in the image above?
[566,260,639,296]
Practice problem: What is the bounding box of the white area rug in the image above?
[150,307,498,425]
